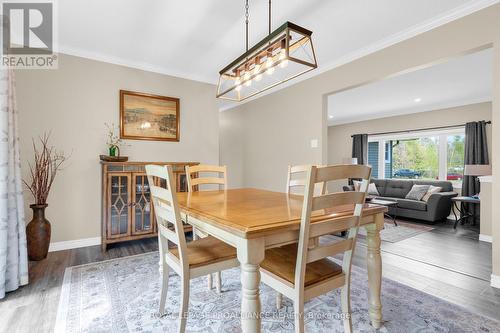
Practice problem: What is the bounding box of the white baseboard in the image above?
[48,237,101,252]
[479,234,493,243]
[491,274,500,289]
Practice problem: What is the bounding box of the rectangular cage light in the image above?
[216,21,317,102]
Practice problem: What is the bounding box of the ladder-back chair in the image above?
[261,164,371,333]
[185,164,228,292]
[146,164,239,332]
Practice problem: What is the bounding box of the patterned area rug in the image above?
[358,219,434,243]
[55,252,500,333]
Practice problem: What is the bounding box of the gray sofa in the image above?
[346,179,458,223]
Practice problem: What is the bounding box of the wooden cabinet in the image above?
[101,161,198,250]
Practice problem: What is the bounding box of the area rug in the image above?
[55,252,500,333]
[357,219,434,243]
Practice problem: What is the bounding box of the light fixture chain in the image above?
[245,0,249,51]
[268,0,271,35]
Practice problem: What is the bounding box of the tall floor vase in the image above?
[26,204,51,261]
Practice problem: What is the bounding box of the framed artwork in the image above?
[120,90,180,141]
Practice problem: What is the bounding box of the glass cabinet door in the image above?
[132,174,153,235]
[108,174,131,238]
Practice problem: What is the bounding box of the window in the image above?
[368,128,465,185]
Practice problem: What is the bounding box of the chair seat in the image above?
[170,236,236,268]
[261,243,343,287]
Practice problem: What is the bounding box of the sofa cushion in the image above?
[405,184,430,201]
[371,179,387,196]
[422,185,443,202]
[413,180,453,192]
[383,180,414,198]
[396,198,427,211]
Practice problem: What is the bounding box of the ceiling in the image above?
[59,1,497,104]
[327,48,493,125]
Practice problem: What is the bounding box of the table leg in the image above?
[452,202,459,229]
[237,238,265,333]
[364,213,383,329]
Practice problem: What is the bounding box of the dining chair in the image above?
[146,164,239,333]
[185,164,228,292]
[277,164,327,308]
[261,164,371,333]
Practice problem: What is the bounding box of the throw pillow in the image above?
[368,183,379,196]
[422,185,442,202]
[405,184,430,201]
[353,180,361,191]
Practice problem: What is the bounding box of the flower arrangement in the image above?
[105,122,123,156]
[23,132,69,205]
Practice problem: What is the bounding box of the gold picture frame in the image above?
[120,90,180,141]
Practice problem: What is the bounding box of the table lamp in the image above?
[464,164,491,198]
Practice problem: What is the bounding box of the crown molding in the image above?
[220,0,500,112]
[58,46,216,85]
[328,97,492,126]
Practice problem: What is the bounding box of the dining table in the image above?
[176,188,387,333]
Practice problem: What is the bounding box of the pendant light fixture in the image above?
[216,0,317,102]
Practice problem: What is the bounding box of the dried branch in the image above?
[23,132,69,205]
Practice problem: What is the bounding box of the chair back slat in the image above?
[190,177,225,186]
[286,164,326,195]
[311,191,365,212]
[150,185,174,203]
[146,165,188,268]
[185,164,227,192]
[294,164,371,289]
[315,164,371,183]
[158,223,178,243]
[306,238,353,263]
[309,215,358,238]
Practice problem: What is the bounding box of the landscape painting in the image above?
[120,90,180,141]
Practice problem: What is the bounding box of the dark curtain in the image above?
[461,121,489,219]
[352,134,368,165]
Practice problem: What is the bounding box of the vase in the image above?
[26,204,51,261]
[109,145,117,156]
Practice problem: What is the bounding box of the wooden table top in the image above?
[177,188,387,238]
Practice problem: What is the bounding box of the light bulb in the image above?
[244,79,252,87]
[265,57,274,75]
[279,49,288,68]
[243,71,250,81]
[253,63,262,81]
[234,76,241,91]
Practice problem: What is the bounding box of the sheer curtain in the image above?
[0,69,28,299]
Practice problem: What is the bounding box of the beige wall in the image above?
[16,54,218,243]
[220,5,500,278]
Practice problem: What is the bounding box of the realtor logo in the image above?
[1,1,58,68]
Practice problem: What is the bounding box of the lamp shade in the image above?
[216,21,317,102]
[464,164,492,176]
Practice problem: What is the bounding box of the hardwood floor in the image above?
[0,219,498,333]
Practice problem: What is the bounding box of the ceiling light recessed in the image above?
[414,98,422,103]
[328,115,334,119]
